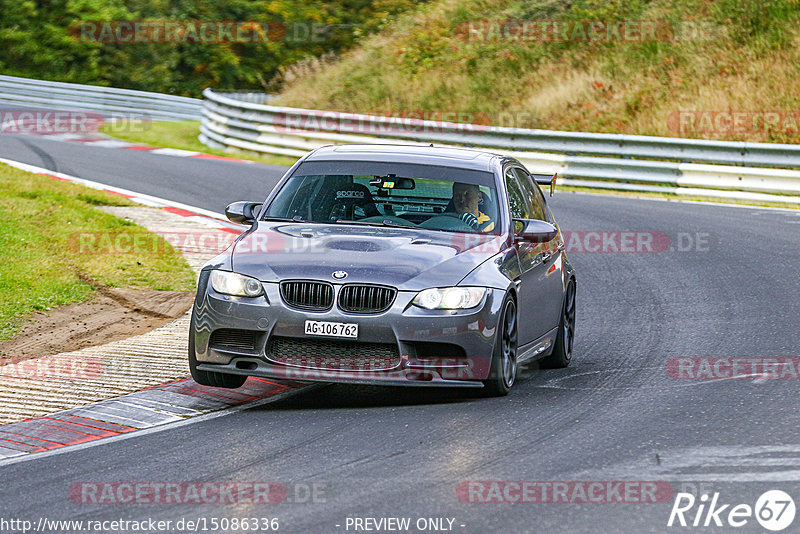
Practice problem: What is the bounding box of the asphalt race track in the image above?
[0,130,288,212]
[1,133,800,533]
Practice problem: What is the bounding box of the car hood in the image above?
[231,223,505,291]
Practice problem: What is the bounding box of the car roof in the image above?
[303,144,508,172]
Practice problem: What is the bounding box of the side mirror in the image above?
[225,201,263,225]
[513,219,558,243]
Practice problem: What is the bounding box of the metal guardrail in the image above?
[199,89,800,204]
[0,75,202,121]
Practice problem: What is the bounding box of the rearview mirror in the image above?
[225,201,263,225]
[370,175,415,190]
[513,219,558,243]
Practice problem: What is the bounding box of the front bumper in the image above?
[191,281,505,387]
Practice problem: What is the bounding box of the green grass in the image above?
[0,164,196,340]
[100,120,299,167]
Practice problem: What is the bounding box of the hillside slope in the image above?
[275,0,800,143]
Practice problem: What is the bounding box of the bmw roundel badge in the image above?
[332,270,348,280]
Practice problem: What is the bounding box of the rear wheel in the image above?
[188,310,247,389]
[482,296,518,396]
[540,280,575,369]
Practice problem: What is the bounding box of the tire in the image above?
[540,279,575,369]
[188,309,247,389]
[482,295,518,396]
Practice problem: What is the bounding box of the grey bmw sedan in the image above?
[189,144,576,396]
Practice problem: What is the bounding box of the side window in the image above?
[267,175,318,218]
[504,168,530,229]
[513,168,547,221]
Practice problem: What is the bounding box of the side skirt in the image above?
[516,326,558,365]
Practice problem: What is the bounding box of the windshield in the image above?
[265,173,501,234]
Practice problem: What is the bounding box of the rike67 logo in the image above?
[668,490,796,531]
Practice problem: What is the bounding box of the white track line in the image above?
[0,156,245,227]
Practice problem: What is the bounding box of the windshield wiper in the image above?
[334,218,415,228]
[261,215,307,222]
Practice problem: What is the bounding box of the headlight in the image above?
[210,270,263,297]
[412,287,486,310]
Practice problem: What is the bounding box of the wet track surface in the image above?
[1,133,799,532]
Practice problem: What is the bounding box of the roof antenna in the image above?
[429,143,434,147]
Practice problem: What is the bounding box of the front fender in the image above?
[458,247,519,290]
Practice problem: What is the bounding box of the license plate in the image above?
[304,320,358,339]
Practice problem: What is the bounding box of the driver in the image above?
[451,182,495,232]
